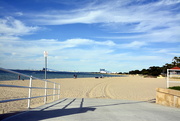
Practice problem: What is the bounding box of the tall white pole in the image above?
[45,56,47,79]
[44,51,48,79]
[58,85,60,99]
[53,83,56,101]
[28,76,32,109]
[44,51,48,104]
[44,80,47,104]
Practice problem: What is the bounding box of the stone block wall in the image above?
[156,88,180,108]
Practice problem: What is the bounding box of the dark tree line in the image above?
[128,56,180,76]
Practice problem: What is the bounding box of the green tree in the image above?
[148,66,162,76]
[129,70,141,74]
[128,56,179,76]
[141,69,149,75]
[172,56,180,67]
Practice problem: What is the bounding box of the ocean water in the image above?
[0,69,123,81]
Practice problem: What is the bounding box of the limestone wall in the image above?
[156,88,180,108]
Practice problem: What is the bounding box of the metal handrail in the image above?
[167,69,180,88]
[0,67,59,84]
[0,67,60,109]
[0,94,60,103]
[0,84,60,90]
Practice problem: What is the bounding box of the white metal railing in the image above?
[0,67,60,109]
[167,69,180,88]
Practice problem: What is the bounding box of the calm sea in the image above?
[0,69,123,81]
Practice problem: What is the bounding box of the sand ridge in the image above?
[55,76,167,100]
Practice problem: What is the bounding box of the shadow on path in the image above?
[2,98,96,121]
[18,107,96,121]
[2,98,158,121]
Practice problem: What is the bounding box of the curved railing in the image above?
[0,67,60,109]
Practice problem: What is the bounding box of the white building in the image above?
[100,69,108,73]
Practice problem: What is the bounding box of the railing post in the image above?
[28,76,32,109]
[53,83,56,101]
[167,69,169,88]
[44,80,47,104]
[58,84,60,99]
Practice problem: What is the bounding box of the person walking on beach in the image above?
[74,74,77,79]
[18,75,20,80]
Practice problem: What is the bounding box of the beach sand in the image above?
[1,75,177,115]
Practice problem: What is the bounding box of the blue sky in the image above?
[0,0,180,72]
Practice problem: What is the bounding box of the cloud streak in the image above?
[27,0,180,43]
[0,17,40,36]
[30,0,180,29]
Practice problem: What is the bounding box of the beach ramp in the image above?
[2,98,180,121]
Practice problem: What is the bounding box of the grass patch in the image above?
[168,86,180,91]
[170,77,180,79]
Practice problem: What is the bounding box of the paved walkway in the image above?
[3,98,180,121]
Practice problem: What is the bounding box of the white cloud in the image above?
[29,0,180,42]
[0,38,174,72]
[0,38,116,58]
[0,17,39,36]
[120,41,147,48]
[59,38,116,48]
[153,48,180,56]
[0,35,20,41]
[30,0,179,26]
[15,12,23,16]
[0,37,116,71]
[156,0,180,5]
[98,25,180,43]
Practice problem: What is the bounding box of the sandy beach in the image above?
[0,75,173,114]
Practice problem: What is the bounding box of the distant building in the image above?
[100,69,108,73]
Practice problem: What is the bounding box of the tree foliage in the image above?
[128,56,180,76]
[172,56,180,67]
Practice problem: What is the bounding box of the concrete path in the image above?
[3,98,180,121]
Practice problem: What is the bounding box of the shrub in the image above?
[168,86,180,91]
